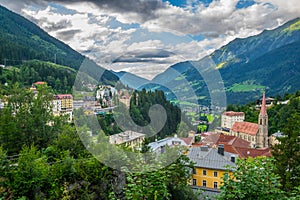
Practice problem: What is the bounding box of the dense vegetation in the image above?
[218,157,285,200]
[130,89,182,139]
[0,60,76,94]
[0,84,197,199]
[0,5,118,84]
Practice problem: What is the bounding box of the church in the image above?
[224,92,268,148]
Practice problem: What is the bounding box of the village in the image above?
[0,81,290,199]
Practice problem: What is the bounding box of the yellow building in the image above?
[188,145,237,191]
[53,94,73,122]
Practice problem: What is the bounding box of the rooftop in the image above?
[222,111,245,117]
[54,94,73,99]
[148,136,190,152]
[109,130,145,145]
[272,131,285,138]
[231,121,259,136]
[187,147,237,170]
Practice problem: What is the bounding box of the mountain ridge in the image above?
[138,17,300,105]
[0,4,118,84]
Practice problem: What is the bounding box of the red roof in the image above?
[55,94,73,99]
[222,111,245,117]
[231,122,259,136]
[180,137,193,146]
[194,133,271,158]
[199,133,220,147]
[260,92,267,116]
[34,81,46,85]
[234,147,272,158]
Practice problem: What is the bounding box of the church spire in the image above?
[260,91,267,116]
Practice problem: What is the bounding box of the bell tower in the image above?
[257,91,268,148]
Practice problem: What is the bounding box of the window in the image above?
[193,168,196,174]
[192,179,197,186]
[214,182,218,189]
[203,170,207,176]
[214,171,218,177]
[202,180,207,187]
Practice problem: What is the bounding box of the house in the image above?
[53,94,73,122]
[30,81,47,94]
[148,131,195,154]
[188,145,237,191]
[148,135,189,154]
[228,92,269,148]
[269,131,285,147]
[256,97,275,108]
[109,130,145,149]
[221,111,245,129]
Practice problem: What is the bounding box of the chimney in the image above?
[230,155,236,163]
[218,144,224,156]
[200,146,209,152]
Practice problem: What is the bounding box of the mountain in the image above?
[143,18,300,105]
[111,71,149,89]
[0,5,118,83]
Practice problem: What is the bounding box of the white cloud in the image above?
[3,0,300,79]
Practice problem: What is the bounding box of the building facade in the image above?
[188,146,237,190]
[228,92,269,148]
[109,130,145,149]
[53,94,73,122]
[221,111,245,129]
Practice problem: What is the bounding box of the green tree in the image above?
[273,113,300,194]
[10,145,50,199]
[218,157,284,200]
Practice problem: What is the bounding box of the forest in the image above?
[0,83,198,200]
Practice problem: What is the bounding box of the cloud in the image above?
[2,0,300,80]
[43,19,72,31]
[56,29,81,41]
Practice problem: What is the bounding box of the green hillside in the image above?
[0,5,118,84]
[146,18,300,105]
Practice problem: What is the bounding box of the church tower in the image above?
[257,91,268,148]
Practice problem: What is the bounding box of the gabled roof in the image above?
[199,133,251,148]
[180,137,194,146]
[148,136,188,152]
[188,147,237,170]
[234,147,272,158]
[222,111,245,117]
[200,133,220,147]
[231,122,259,136]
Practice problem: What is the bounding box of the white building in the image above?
[109,130,145,149]
[221,111,245,129]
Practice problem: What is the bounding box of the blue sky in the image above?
[1,0,299,79]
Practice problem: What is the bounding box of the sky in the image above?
[1,0,300,80]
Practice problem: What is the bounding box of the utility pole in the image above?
[54,54,56,64]
[4,58,7,66]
